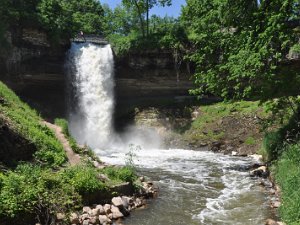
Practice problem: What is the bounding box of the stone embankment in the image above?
[248,162,285,225]
[52,180,158,225]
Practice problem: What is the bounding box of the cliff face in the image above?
[0,27,69,120]
[0,29,194,120]
[115,50,193,100]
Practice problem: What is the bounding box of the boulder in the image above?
[265,219,276,225]
[112,197,124,208]
[69,212,79,224]
[272,201,281,208]
[122,196,133,209]
[250,166,269,178]
[111,205,124,219]
[96,204,105,215]
[89,216,98,225]
[90,208,100,217]
[99,215,112,224]
[56,213,65,221]
[104,204,111,214]
[82,219,89,225]
[83,206,92,214]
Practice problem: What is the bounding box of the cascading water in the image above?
[67,43,115,148]
[66,42,272,224]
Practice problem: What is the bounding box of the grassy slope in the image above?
[0,81,136,223]
[181,101,268,154]
[0,82,66,167]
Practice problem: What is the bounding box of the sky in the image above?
[100,0,186,18]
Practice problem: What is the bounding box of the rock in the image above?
[56,213,65,221]
[122,196,133,208]
[89,216,98,224]
[265,219,278,225]
[96,205,105,215]
[277,222,286,225]
[107,213,113,220]
[98,173,110,182]
[265,219,285,225]
[82,219,90,225]
[139,176,145,182]
[99,215,111,224]
[231,151,238,156]
[80,213,89,221]
[83,206,92,214]
[104,204,111,214]
[134,198,143,208]
[69,212,79,224]
[90,208,100,217]
[112,197,124,208]
[111,205,124,219]
[272,201,281,208]
[250,166,269,178]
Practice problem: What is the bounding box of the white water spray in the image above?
[66,43,114,148]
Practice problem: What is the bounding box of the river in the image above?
[99,148,272,225]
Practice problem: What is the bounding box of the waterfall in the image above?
[66,43,114,148]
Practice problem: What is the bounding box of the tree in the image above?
[182,0,300,100]
[122,0,172,37]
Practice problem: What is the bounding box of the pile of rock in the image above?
[60,196,144,225]
[56,180,159,225]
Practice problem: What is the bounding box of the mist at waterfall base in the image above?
[66,42,161,151]
[66,43,271,224]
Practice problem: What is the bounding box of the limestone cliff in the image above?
[0,29,194,121]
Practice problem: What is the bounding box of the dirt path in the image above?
[42,121,81,165]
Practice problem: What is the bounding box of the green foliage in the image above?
[62,165,106,194]
[291,43,300,54]
[102,166,137,184]
[0,164,80,221]
[182,0,299,100]
[275,143,300,224]
[0,82,66,167]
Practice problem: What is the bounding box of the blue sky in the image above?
[100,0,186,18]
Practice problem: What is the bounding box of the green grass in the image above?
[245,136,256,145]
[275,143,300,224]
[181,100,266,144]
[191,101,264,131]
[0,82,66,167]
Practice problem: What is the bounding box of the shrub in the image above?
[0,164,80,221]
[102,166,137,183]
[62,165,106,194]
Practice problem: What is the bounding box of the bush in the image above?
[0,164,80,222]
[102,166,137,183]
[62,165,106,194]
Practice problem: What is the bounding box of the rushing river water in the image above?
[67,43,272,225]
[99,148,271,225]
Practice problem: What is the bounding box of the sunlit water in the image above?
[98,148,271,225]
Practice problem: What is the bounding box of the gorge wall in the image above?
[0,29,194,121]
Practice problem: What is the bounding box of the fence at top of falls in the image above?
[72,34,109,45]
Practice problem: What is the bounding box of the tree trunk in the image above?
[133,0,145,37]
[146,0,149,37]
